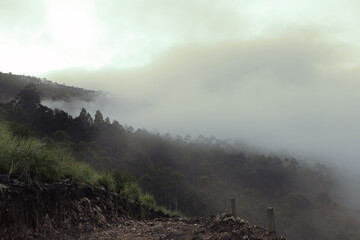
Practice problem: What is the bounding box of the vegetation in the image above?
[1,79,360,239]
[0,120,162,212]
[0,71,103,103]
[0,121,87,183]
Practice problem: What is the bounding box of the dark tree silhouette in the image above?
[12,84,40,109]
[94,110,104,125]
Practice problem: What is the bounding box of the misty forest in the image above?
[1,72,360,239]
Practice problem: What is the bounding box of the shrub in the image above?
[97,172,116,191]
[141,193,156,209]
[66,160,98,184]
[112,171,132,193]
[156,206,183,217]
[123,182,142,202]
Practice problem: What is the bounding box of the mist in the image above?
[40,34,360,208]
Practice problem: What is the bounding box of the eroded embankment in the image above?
[0,177,285,240]
[0,177,166,239]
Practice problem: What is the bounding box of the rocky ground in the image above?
[0,177,284,240]
[79,215,284,240]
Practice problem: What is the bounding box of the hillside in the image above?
[1,81,360,239]
[0,71,104,103]
[0,100,282,239]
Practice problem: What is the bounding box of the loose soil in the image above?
[79,215,284,240]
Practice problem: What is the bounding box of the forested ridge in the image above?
[0,71,104,102]
[1,75,360,239]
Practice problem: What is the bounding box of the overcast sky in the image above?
[2,0,360,173]
[2,0,360,74]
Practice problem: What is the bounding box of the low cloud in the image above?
[43,33,360,207]
[43,34,360,164]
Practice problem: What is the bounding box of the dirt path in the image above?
[79,215,284,240]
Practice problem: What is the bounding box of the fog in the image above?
[40,34,360,208]
[2,0,360,209]
[44,35,359,160]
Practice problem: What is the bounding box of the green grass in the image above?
[123,181,142,202]
[140,193,156,209]
[0,121,97,184]
[0,120,182,216]
[156,206,183,217]
[97,172,116,191]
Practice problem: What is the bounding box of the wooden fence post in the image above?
[267,207,276,234]
[231,198,237,218]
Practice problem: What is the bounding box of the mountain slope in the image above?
[0,71,104,103]
[1,76,360,239]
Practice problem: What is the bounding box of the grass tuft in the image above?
[156,206,183,217]
[140,193,157,209]
[123,181,142,202]
[97,172,116,191]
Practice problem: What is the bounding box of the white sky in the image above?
[1,0,360,74]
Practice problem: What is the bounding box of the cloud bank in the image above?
[44,34,360,166]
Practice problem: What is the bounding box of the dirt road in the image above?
[79,215,284,240]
